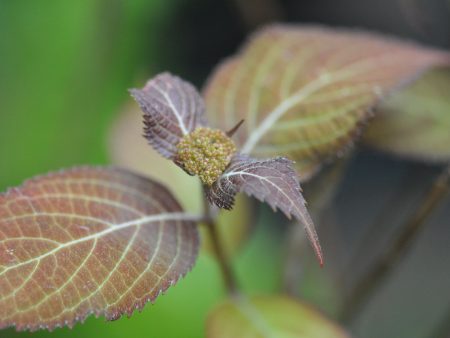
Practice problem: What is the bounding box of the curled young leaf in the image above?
[130,72,207,159]
[0,167,199,331]
[206,154,323,266]
[206,295,350,338]
[204,24,450,181]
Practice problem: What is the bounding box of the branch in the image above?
[341,166,419,286]
[340,164,450,323]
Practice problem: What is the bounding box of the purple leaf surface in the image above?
[130,72,207,159]
[206,154,323,265]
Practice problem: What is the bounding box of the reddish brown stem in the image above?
[202,185,238,294]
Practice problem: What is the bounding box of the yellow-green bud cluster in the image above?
[176,127,236,186]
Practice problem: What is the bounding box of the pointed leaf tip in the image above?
[206,154,323,265]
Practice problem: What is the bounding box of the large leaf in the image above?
[364,67,450,161]
[206,154,322,266]
[109,106,255,256]
[129,72,207,159]
[206,295,349,338]
[203,24,450,181]
[0,167,199,331]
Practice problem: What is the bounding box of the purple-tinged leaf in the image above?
[206,154,323,266]
[0,167,200,331]
[130,72,207,159]
[204,24,450,181]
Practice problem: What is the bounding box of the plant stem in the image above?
[202,186,238,294]
[340,164,450,323]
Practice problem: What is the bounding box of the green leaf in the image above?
[206,295,349,338]
[364,67,450,161]
[0,167,199,331]
[203,24,450,181]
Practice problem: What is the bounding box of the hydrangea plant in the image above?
[1,24,449,336]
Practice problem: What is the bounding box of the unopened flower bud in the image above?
[175,127,236,186]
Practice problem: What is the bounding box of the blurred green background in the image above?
[1,1,449,337]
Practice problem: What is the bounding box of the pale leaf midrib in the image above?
[234,297,277,338]
[150,82,189,135]
[240,50,423,154]
[0,212,197,275]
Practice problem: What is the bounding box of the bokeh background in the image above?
[1,1,449,337]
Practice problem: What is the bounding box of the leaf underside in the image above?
[206,154,322,265]
[0,167,199,331]
[130,72,207,159]
[203,24,450,181]
[206,295,350,338]
[364,67,450,162]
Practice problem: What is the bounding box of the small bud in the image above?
[175,127,237,186]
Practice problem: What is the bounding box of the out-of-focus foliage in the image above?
[365,67,450,161]
[203,24,449,181]
[206,295,350,338]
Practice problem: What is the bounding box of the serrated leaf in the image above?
[364,67,450,161]
[0,167,199,331]
[206,154,322,266]
[108,106,255,256]
[203,24,450,181]
[206,295,350,338]
[130,72,207,159]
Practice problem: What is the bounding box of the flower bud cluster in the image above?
[175,127,236,186]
